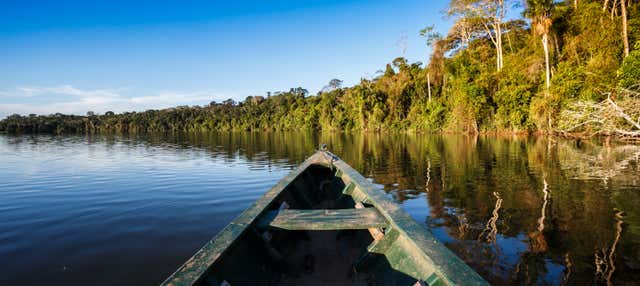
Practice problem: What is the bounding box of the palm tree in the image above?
[525,0,553,128]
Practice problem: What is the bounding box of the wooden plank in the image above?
[367,228,400,254]
[257,208,388,230]
[341,182,355,195]
[350,187,374,205]
[353,228,400,273]
[163,150,488,286]
[355,201,385,241]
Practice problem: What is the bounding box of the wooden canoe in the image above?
[161,149,488,286]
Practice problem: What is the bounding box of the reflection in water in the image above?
[425,158,431,192]
[562,253,572,286]
[479,192,502,244]
[1,132,639,285]
[528,178,549,255]
[595,209,625,286]
[538,178,549,233]
[557,141,640,184]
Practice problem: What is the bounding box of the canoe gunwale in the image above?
[160,150,489,286]
[324,150,488,285]
[160,152,325,286]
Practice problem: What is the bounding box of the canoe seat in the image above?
[256,208,388,230]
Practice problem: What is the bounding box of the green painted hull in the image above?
[161,150,488,286]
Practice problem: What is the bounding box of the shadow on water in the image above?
[1,132,639,285]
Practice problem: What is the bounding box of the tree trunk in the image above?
[427,72,432,103]
[543,33,551,91]
[497,22,504,70]
[621,0,629,58]
[542,32,552,129]
[496,45,501,71]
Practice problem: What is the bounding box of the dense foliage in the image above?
[2,0,640,135]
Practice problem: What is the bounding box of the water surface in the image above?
[1,133,639,285]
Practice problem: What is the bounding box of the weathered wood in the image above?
[353,228,400,273]
[161,153,326,286]
[162,150,489,286]
[350,187,374,205]
[341,182,355,195]
[257,208,388,230]
[355,201,385,241]
[328,150,489,285]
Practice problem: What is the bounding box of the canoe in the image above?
[161,148,488,286]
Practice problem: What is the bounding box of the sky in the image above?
[0,0,454,117]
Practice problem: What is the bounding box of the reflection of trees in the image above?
[425,159,431,192]
[478,192,502,244]
[528,178,549,254]
[538,178,549,233]
[175,132,636,285]
[556,141,640,184]
[10,132,637,285]
[562,253,572,286]
[594,209,625,286]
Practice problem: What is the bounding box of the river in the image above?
[1,132,638,285]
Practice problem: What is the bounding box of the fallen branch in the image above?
[606,95,640,130]
[556,89,640,139]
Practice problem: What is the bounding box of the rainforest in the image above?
[2,0,640,138]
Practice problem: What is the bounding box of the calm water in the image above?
[1,133,639,285]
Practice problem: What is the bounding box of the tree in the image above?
[448,0,513,71]
[420,25,443,102]
[391,57,409,71]
[322,79,343,93]
[329,78,343,89]
[621,0,629,58]
[526,0,553,91]
[618,42,640,88]
[447,18,477,50]
[526,0,554,128]
[604,0,630,58]
[289,87,309,98]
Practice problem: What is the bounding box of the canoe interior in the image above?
[197,164,426,286]
[163,151,487,286]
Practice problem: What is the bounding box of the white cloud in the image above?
[130,90,215,105]
[2,85,122,98]
[0,85,234,118]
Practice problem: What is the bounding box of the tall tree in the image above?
[448,18,477,50]
[420,26,443,102]
[448,0,513,71]
[604,0,630,58]
[321,79,343,93]
[621,0,629,58]
[525,0,554,128]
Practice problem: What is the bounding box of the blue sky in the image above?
[0,0,453,117]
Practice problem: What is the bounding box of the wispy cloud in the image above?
[0,85,122,98]
[0,85,234,118]
[130,90,215,105]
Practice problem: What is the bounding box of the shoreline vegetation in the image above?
[2,1,640,140]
